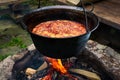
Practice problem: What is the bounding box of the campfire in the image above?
[26,57,101,80]
[26,57,82,80]
[12,50,102,80]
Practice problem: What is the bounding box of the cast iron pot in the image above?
[21,5,99,59]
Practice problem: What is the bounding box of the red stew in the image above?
[32,20,86,38]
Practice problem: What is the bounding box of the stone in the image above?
[114,53,120,61]
[105,47,115,56]
[12,50,28,61]
[86,40,120,80]
[0,56,14,80]
[96,44,107,50]
[87,40,120,61]
[95,52,103,58]
[97,49,103,53]
[27,44,36,51]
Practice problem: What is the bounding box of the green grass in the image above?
[0,0,55,61]
[0,37,27,49]
[23,0,54,6]
[0,37,27,61]
[0,54,11,61]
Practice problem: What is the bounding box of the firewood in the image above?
[69,68,101,80]
[25,61,48,76]
[66,0,100,5]
[67,0,80,5]
[37,61,48,71]
[26,68,36,76]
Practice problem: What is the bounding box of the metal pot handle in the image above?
[82,2,94,13]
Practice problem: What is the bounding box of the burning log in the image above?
[45,57,67,74]
[37,61,48,71]
[69,68,101,80]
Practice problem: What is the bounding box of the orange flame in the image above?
[42,57,78,80]
[46,57,67,74]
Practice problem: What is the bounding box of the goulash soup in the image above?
[32,20,86,38]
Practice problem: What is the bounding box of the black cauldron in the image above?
[21,5,99,59]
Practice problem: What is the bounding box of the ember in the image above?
[42,73,52,80]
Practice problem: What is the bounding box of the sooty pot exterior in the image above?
[22,5,99,59]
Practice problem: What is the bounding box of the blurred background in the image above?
[0,0,120,61]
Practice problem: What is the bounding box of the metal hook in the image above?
[80,0,89,32]
[38,0,41,8]
[86,2,94,13]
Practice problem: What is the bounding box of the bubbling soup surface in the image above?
[32,20,86,38]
